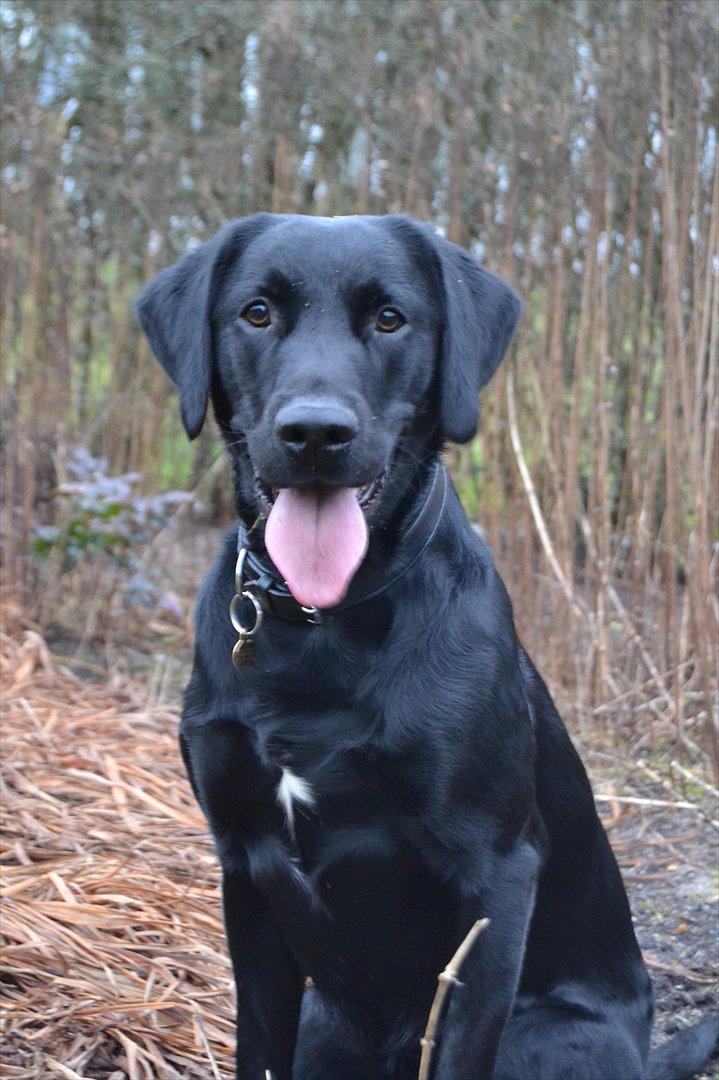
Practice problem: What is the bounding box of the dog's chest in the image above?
[249,715,427,870]
[243,735,454,988]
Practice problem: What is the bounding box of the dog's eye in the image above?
[375,308,405,333]
[242,301,271,328]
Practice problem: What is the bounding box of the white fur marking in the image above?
[276,767,315,838]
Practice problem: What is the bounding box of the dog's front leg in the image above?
[222,868,303,1080]
[432,839,540,1080]
[179,724,304,1080]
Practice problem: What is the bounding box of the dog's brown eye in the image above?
[376,308,404,333]
[242,301,271,327]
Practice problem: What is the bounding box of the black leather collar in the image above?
[235,459,447,627]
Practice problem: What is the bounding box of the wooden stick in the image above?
[418,918,489,1080]
[594,793,699,811]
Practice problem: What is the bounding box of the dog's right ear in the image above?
[135,215,273,439]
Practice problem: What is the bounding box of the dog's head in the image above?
[137,214,521,608]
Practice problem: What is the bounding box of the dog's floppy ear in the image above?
[434,235,522,444]
[135,215,272,439]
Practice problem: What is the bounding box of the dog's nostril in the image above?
[281,424,306,448]
[324,423,355,449]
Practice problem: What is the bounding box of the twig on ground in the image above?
[594,793,701,811]
[643,954,718,984]
[417,918,490,1080]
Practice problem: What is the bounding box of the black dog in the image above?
[138,214,716,1080]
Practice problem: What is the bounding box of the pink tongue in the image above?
[265,487,369,609]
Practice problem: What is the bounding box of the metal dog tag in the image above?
[232,633,257,669]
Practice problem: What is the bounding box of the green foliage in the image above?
[32,448,188,573]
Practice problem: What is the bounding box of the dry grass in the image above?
[0,609,234,1078]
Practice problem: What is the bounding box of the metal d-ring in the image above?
[235,547,248,594]
[230,590,263,637]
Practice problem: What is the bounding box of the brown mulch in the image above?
[1,617,232,1078]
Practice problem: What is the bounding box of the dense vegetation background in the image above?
[2,0,717,780]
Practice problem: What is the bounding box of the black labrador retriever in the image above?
[137,214,717,1080]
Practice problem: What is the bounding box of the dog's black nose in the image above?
[275,398,358,459]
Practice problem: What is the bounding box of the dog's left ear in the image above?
[135,214,272,439]
[434,236,522,444]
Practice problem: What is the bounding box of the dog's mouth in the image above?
[254,470,387,515]
[254,468,389,610]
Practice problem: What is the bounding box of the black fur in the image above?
[137,214,717,1080]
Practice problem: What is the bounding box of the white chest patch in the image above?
[276,767,315,838]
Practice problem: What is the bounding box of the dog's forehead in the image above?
[240,216,416,287]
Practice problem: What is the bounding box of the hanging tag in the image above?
[232,633,257,669]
